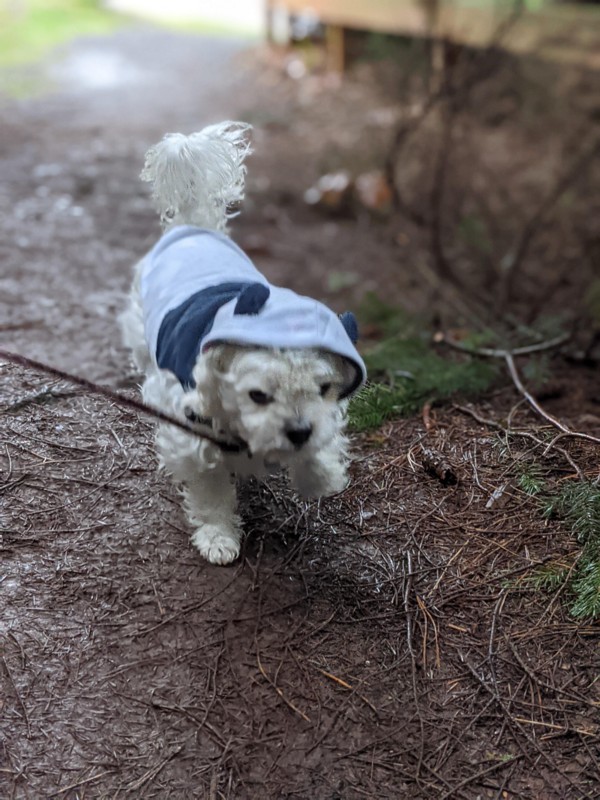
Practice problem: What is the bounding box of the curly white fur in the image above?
[141,121,252,232]
[121,122,353,565]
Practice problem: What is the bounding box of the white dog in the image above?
[121,122,366,565]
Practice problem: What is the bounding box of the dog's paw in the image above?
[293,466,349,499]
[318,475,350,497]
[191,525,241,565]
[319,471,350,497]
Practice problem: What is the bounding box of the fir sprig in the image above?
[514,480,600,619]
[543,481,600,619]
[349,298,497,432]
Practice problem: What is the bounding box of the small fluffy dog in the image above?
[121,122,366,565]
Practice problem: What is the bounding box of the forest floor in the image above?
[1,23,599,799]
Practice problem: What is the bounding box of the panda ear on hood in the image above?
[339,311,359,344]
[234,283,270,316]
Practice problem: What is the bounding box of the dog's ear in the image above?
[327,354,360,401]
[340,358,360,399]
[339,311,359,344]
[192,344,237,410]
[203,343,236,374]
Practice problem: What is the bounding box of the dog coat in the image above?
[140,225,367,398]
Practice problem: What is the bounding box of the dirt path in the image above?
[1,25,599,800]
[0,27,256,383]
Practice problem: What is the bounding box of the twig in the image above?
[454,404,586,480]
[487,589,508,679]
[256,650,310,723]
[123,746,183,792]
[438,755,522,800]
[0,474,30,494]
[416,594,441,670]
[48,770,113,797]
[429,97,464,288]
[384,94,439,221]
[115,691,227,747]
[401,550,429,789]
[311,664,379,715]
[385,0,524,222]
[0,349,241,451]
[2,385,79,413]
[505,635,597,710]
[134,567,243,636]
[461,654,597,799]
[1,657,31,738]
[504,352,600,447]
[0,320,43,332]
[438,331,570,358]
[414,257,493,331]
[439,334,600,448]
[313,665,352,690]
[513,717,593,736]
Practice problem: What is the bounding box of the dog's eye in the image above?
[320,383,332,397]
[249,390,273,405]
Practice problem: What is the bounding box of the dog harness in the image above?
[139,226,367,398]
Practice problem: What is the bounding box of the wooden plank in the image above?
[267,0,600,68]
[269,0,427,36]
[326,24,346,72]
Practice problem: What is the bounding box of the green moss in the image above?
[350,342,496,432]
[348,295,497,432]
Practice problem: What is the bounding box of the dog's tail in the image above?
[141,121,252,232]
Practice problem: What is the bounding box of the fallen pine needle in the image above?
[256,652,310,722]
[514,717,596,736]
[314,667,353,690]
[311,663,379,716]
[50,770,113,796]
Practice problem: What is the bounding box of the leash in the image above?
[0,349,247,454]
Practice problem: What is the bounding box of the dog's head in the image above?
[190,344,354,458]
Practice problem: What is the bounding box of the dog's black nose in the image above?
[286,425,313,447]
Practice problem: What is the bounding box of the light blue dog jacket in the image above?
[139,226,367,398]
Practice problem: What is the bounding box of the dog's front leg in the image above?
[289,440,350,499]
[155,420,242,566]
[181,467,242,565]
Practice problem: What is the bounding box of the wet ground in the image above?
[1,23,599,800]
[0,27,254,383]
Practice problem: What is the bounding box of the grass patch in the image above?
[0,0,123,68]
[348,294,497,432]
[164,17,261,39]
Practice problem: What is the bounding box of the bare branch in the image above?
[439,334,600,447]
[437,331,570,357]
[503,351,600,447]
[499,138,600,307]
[0,349,243,452]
